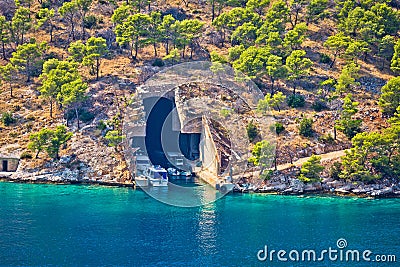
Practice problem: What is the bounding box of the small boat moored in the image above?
[144,165,168,187]
[135,175,149,187]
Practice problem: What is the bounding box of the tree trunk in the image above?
[153,42,157,57]
[75,107,80,129]
[190,44,194,59]
[165,41,169,55]
[211,0,215,22]
[330,51,338,68]
[96,58,100,80]
[35,150,40,159]
[333,125,337,140]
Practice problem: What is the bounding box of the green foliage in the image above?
[232,46,270,80]
[36,8,55,42]
[0,63,18,97]
[220,108,231,118]
[286,94,305,108]
[158,14,176,55]
[335,63,360,94]
[324,32,351,67]
[379,76,400,116]
[210,51,228,64]
[11,6,31,45]
[391,39,400,73]
[163,48,180,65]
[329,161,342,180]
[104,130,124,149]
[318,133,335,144]
[306,0,329,24]
[0,15,9,59]
[231,22,257,47]
[248,140,275,172]
[97,120,107,130]
[257,92,286,113]
[299,117,314,137]
[274,122,285,135]
[69,37,108,80]
[336,94,362,139]
[1,111,16,126]
[312,99,328,112]
[378,35,395,68]
[283,23,307,50]
[83,15,97,29]
[28,125,73,159]
[246,120,258,143]
[115,13,151,59]
[20,151,32,159]
[10,42,47,82]
[152,58,164,67]
[298,155,324,183]
[319,53,331,64]
[285,49,312,94]
[111,4,132,25]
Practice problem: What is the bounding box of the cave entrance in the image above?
[144,97,200,168]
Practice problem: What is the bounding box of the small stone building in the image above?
[0,154,19,172]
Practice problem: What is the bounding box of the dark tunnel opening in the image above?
[144,97,200,168]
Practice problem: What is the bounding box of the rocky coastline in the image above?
[2,168,400,199]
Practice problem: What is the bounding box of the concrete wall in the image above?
[1,158,19,172]
[200,118,220,178]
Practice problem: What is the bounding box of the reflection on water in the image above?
[140,179,223,207]
[197,203,218,257]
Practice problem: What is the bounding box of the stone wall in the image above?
[1,158,19,172]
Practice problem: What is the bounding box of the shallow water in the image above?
[0,182,399,266]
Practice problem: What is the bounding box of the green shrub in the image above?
[65,108,94,123]
[246,120,258,143]
[1,111,16,126]
[20,151,33,159]
[220,108,231,118]
[79,110,95,123]
[318,133,335,144]
[299,117,314,137]
[330,161,342,180]
[312,99,328,112]
[287,94,305,108]
[84,15,98,29]
[271,122,285,135]
[152,58,165,67]
[98,120,107,130]
[319,53,332,64]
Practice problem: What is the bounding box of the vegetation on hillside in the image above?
[0,0,399,183]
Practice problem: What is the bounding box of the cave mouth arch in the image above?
[144,96,200,168]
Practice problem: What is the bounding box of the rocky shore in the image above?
[235,168,400,198]
[2,167,400,199]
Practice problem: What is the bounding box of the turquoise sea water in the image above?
[0,182,399,266]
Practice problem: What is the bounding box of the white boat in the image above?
[135,175,149,187]
[135,155,151,174]
[144,166,168,187]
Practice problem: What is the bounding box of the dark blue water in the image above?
[0,182,399,266]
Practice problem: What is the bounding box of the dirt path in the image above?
[276,150,346,171]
